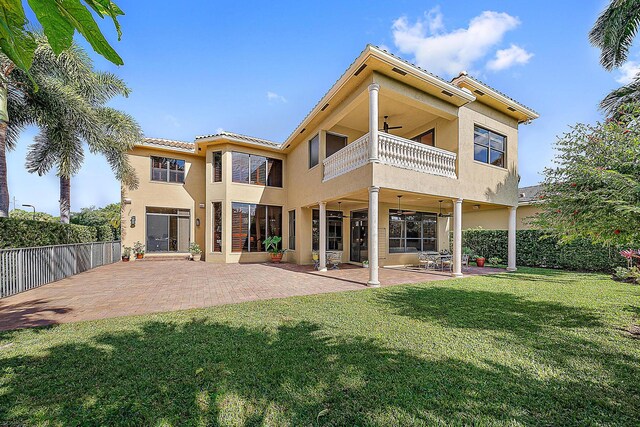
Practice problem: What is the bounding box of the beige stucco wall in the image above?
[121,147,206,257]
[462,204,540,230]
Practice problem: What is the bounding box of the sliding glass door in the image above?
[146,207,190,252]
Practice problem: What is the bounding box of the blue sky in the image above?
[8,0,631,214]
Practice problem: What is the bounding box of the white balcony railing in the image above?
[378,133,457,178]
[322,133,457,181]
[322,134,370,181]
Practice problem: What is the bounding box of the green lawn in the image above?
[0,268,639,426]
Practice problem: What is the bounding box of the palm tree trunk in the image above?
[0,121,9,218]
[0,70,13,218]
[59,176,71,224]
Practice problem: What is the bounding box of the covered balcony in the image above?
[323,132,457,181]
[319,75,460,183]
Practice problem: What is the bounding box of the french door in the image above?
[350,210,368,263]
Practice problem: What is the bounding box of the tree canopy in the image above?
[71,203,121,238]
[534,103,640,245]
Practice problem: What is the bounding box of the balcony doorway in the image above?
[350,210,368,263]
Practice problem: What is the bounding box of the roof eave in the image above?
[452,75,539,121]
[195,135,282,152]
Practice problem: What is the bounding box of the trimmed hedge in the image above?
[95,224,114,242]
[462,229,628,272]
[0,218,98,249]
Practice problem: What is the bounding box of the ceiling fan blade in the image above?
[388,125,403,130]
[402,210,417,215]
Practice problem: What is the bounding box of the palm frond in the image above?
[589,0,640,70]
[600,74,640,114]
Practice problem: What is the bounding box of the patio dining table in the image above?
[419,252,453,272]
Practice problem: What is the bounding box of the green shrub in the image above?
[0,218,98,248]
[461,229,629,272]
[96,224,114,241]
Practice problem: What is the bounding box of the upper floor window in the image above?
[151,156,185,183]
[231,152,282,187]
[212,151,222,182]
[474,125,505,168]
[309,134,319,168]
[411,129,435,146]
[326,133,347,158]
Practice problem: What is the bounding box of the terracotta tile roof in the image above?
[519,185,543,204]
[140,137,195,152]
[195,131,281,148]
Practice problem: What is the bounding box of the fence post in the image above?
[17,249,24,293]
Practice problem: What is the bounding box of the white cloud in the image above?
[616,61,640,84]
[487,44,533,71]
[391,9,524,76]
[266,91,287,103]
[163,113,181,128]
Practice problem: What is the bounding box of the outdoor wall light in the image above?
[130,216,136,228]
[196,218,201,227]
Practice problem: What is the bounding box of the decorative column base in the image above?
[506,267,517,272]
[451,272,464,278]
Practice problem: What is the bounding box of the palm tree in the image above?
[0,35,115,217]
[4,35,141,223]
[589,0,640,114]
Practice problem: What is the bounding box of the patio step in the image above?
[136,255,191,262]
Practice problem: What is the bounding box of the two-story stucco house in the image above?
[121,45,538,286]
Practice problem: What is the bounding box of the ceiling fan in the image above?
[394,195,416,216]
[337,201,350,218]
[380,116,402,133]
[438,200,453,218]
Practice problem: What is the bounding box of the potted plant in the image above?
[189,242,202,261]
[263,236,284,263]
[133,241,145,260]
[475,254,486,267]
[122,246,132,262]
[362,259,369,268]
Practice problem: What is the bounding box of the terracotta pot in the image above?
[475,257,485,267]
[136,253,144,260]
[270,252,283,263]
[122,256,130,262]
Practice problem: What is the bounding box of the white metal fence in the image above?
[0,241,121,298]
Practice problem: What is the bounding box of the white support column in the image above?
[507,206,517,272]
[367,186,380,287]
[452,198,463,278]
[368,83,380,162]
[319,201,327,272]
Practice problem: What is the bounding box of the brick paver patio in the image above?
[0,260,503,331]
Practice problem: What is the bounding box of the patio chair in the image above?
[438,255,453,272]
[418,252,437,270]
[326,251,342,270]
[312,251,320,270]
[462,254,469,270]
